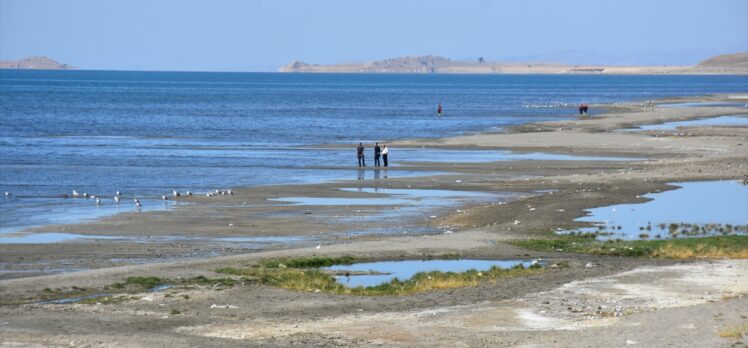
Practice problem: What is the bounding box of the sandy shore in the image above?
[1,94,747,347]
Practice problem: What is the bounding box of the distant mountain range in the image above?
[0,56,74,70]
[280,52,748,74]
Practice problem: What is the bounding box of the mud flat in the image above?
[1,95,747,347]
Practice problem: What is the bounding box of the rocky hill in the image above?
[695,52,748,71]
[0,56,74,70]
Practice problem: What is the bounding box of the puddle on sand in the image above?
[0,232,122,244]
[273,188,504,207]
[622,114,748,132]
[562,181,748,240]
[660,101,748,108]
[269,197,413,206]
[394,148,643,163]
[326,259,536,288]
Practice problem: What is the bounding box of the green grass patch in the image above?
[216,262,543,296]
[259,256,357,269]
[125,276,164,289]
[512,235,748,259]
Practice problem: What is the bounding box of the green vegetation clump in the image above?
[512,235,748,259]
[125,276,164,289]
[216,262,544,296]
[259,256,357,269]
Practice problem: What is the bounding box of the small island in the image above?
[0,56,75,70]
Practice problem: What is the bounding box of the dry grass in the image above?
[653,243,748,259]
[718,321,748,339]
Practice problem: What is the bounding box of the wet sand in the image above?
[1,95,747,347]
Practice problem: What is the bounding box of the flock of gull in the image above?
[3,188,234,208]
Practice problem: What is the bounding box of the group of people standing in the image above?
[357,142,388,167]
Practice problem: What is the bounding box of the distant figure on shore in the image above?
[374,142,381,167]
[381,145,389,167]
[579,103,589,115]
[357,143,366,167]
[437,103,443,117]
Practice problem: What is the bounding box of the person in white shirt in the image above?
[381,145,389,167]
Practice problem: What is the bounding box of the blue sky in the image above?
[1,0,746,71]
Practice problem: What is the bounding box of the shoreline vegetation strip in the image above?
[511,235,748,259]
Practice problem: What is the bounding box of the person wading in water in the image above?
[374,142,381,167]
[381,145,389,167]
[357,143,366,167]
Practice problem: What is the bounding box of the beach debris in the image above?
[228,223,234,227]
[430,215,437,219]
[556,209,565,212]
[316,244,321,249]
[210,304,238,309]
[443,230,453,234]
[455,180,462,183]
[585,262,594,268]
[625,339,638,345]
[513,220,521,225]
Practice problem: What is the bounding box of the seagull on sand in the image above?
[162,195,168,200]
[116,191,121,196]
[4,191,11,197]
[114,195,120,204]
[173,189,180,197]
[72,190,80,197]
[95,197,101,205]
[134,198,142,207]
[186,191,192,196]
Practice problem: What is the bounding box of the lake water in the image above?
[2,71,747,233]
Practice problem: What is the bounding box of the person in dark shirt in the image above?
[437,103,443,117]
[374,143,381,167]
[357,143,366,167]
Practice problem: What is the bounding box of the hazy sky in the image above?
[1,0,746,71]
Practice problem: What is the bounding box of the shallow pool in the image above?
[622,115,747,132]
[326,259,535,288]
[564,180,748,240]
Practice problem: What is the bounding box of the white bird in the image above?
[186,191,192,196]
[134,199,142,207]
[173,189,180,197]
[73,190,80,197]
[83,192,89,198]
[316,244,321,249]
[4,191,11,197]
[227,190,234,195]
[95,197,101,205]
[162,195,168,200]
[114,196,120,203]
[206,192,213,197]
[116,191,121,196]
